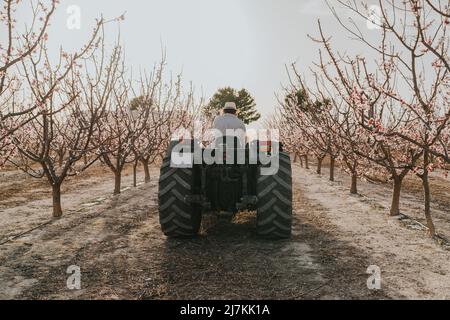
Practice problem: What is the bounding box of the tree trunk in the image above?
[317,157,323,175]
[305,155,309,169]
[350,173,358,194]
[142,159,151,183]
[390,176,403,216]
[329,157,335,182]
[133,161,138,188]
[52,184,63,218]
[114,171,122,195]
[422,151,436,236]
[299,156,303,167]
[422,174,435,237]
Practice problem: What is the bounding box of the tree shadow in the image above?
[144,211,395,300]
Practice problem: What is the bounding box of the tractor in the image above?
[158,136,293,239]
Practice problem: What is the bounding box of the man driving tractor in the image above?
[158,102,293,239]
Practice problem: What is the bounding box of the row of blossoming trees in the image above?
[275,0,449,236]
[0,0,199,218]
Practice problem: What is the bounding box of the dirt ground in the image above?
[0,162,449,300]
[312,160,450,241]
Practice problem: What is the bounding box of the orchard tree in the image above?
[137,77,200,184]
[0,0,58,164]
[130,65,191,185]
[310,21,424,215]
[9,25,113,218]
[94,51,136,195]
[327,0,449,236]
[280,80,338,178]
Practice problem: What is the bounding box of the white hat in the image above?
[223,102,237,111]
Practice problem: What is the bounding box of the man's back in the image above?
[213,114,246,135]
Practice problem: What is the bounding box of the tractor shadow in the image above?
[145,211,393,300]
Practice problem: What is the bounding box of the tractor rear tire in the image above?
[158,157,201,238]
[256,152,293,239]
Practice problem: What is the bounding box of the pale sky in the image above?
[15,0,381,126]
